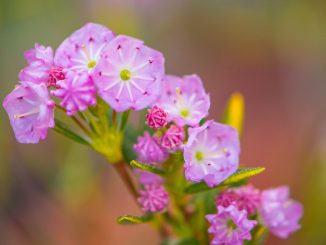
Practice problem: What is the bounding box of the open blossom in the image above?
[54,23,115,75]
[92,35,165,112]
[134,131,168,164]
[216,185,261,215]
[51,72,96,115]
[160,124,185,152]
[156,74,210,127]
[260,186,303,238]
[146,105,167,129]
[138,183,169,213]
[3,82,55,144]
[206,204,257,245]
[19,43,65,86]
[184,120,240,187]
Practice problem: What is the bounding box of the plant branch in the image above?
[113,161,138,200]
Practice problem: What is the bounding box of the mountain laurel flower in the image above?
[160,124,185,152]
[260,186,303,239]
[54,23,115,75]
[134,131,168,164]
[138,183,169,213]
[157,74,210,127]
[3,82,55,144]
[145,105,168,129]
[217,185,261,215]
[19,43,63,86]
[92,35,165,112]
[51,72,96,115]
[184,120,240,187]
[206,204,257,245]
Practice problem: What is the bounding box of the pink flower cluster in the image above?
[208,184,303,244]
[3,23,165,143]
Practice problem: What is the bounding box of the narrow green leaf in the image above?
[185,167,265,194]
[223,167,265,185]
[120,109,131,131]
[130,160,166,176]
[222,92,245,135]
[54,119,90,145]
[117,214,152,225]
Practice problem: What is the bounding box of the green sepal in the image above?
[130,160,166,176]
[117,214,152,225]
[185,167,265,194]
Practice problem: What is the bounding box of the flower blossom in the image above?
[216,185,261,215]
[92,35,165,112]
[3,82,55,144]
[19,43,65,86]
[146,105,167,129]
[183,120,240,187]
[260,186,303,238]
[51,72,96,115]
[54,23,115,75]
[160,124,185,152]
[138,183,169,213]
[156,74,210,126]
[206,204,257,245]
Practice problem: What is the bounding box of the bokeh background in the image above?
[1,0,326,244]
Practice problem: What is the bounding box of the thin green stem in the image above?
[55,104,92,136]
[113,160,138,200]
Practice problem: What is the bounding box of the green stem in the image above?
[113,160,138,200]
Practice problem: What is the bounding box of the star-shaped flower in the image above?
[156,74,210,126]
[183,120,240,187]
[92,35,165,111]
[3,82,55,143]
[54,23,115,75]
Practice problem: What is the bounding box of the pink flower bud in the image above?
[145,105,168,129]
[48,66,65,87]
[160,125,185,152]
[138,183,169,213]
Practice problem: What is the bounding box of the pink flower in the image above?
[156,74,210,126]
[206,204,257,245]
[145,105,167,129]
[184,120,240,187]
[3,82,55,144]
[216,185,261,215]
[19,43,65,86]
[138,183,169,213]
[260,186,303,238]
[92,35,165,112]
[134,131,168,164]
[54,23,115,75]
[160,124,185,152]
[134,169,163,185]
[51,72,96,115]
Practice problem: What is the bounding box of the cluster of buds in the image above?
[3,23,303,244]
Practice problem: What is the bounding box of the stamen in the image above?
[82,44,96,69]
[14,108,39,119]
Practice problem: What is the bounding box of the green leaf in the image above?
[176,238,200,245]
[222,92,245,135]
[122,124,138,163]
[54,119,90,145]
[185,167,265,194]
[119,109,131,131]
[117,214,152,225]
[130,160,166,176]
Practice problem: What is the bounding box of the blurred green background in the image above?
[0,0,326,244]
